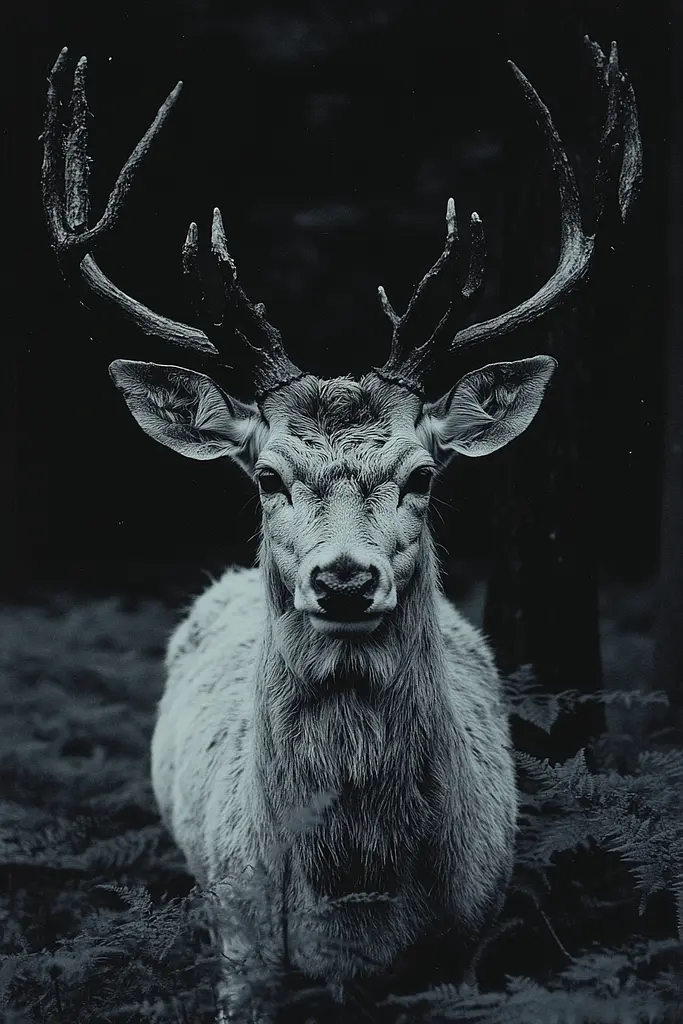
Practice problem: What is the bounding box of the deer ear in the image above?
[108,360,264,472]
[419,356,557,463]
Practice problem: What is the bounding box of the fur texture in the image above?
[135,372,545,1018]
[152,556,516,997]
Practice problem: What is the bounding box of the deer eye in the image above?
[400,467,434,501]
[257,469,288,496]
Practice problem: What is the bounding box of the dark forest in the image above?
[2,0,682,1021]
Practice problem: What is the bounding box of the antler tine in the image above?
[176,206,305,400]
[376,196,459,363]
[373,195,489,392]
[42,47,71,247]
[618,77,642,223]
[377,285,400,327]
[590,40,624,232]
[64,55,90,234]
[586,38,643,228]
[374,196,485,391]
[182,220,215,334]
[461,212,487,301]
[42,48,218,355]
[425,208,488,355]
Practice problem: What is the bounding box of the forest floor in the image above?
[1,578,681,1023]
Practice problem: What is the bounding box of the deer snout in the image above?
[311,563,378,620]
[295,551,396,633]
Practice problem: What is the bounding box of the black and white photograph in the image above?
[2,0,680,1020]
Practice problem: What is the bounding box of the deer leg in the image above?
[214,929,280,1024]
[216,974,275,1024]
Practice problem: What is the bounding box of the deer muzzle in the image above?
[295,548,396,636]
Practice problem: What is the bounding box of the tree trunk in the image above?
[654,5,683,731]
[483,26,610,761]
[483,304,605,763]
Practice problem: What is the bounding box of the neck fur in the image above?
[253,531,449,818]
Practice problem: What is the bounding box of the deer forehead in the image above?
[264,434,426,493]
[261,374,421,429]
[258,376,426,489]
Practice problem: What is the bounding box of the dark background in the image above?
[1,0,672,601]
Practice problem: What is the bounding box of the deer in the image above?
[41,40,640,1023]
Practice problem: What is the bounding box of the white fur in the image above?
[108,289,555,1022]
[152,555,517,1010]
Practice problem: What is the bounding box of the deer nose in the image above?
[310,558,379,621]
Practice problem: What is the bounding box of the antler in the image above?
[372,37,642,395]
[181,208,307,399]
[42,48,306,399]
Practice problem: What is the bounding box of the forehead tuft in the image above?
[308,377,383,429]
[285,377,390,441]
[262,376,425,482]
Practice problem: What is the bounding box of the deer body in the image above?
[152,549,515,991]
[41,39,640,1021]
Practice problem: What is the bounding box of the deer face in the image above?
[254,376,430,637]
[109,355,555,638]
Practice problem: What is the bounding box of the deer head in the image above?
[42,43,640,639]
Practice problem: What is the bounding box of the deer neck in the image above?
[251,531,449,831]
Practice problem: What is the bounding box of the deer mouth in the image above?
[308,612,383,637]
